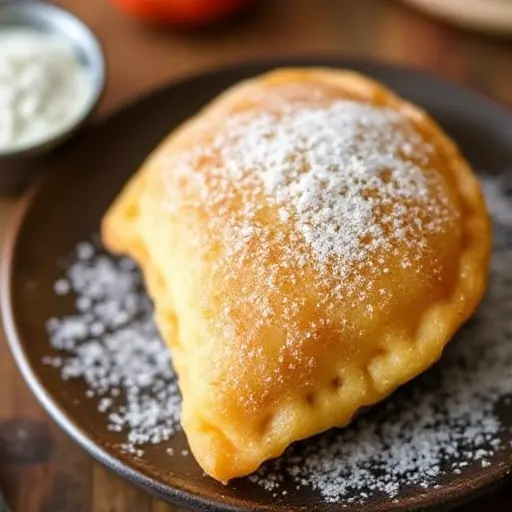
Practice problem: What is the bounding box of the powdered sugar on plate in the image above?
[44,177,512,505]
[44,244,181,455]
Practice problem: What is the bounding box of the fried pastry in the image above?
[101,68,491,483]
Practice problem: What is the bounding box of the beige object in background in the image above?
[402,0,512,35]
[102,68,491,483]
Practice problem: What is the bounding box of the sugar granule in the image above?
[44,177,512,505]
[54,278,70,295]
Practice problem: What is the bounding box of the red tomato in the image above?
[110,0,251,26]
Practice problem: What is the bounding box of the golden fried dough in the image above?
[102,68,491,483]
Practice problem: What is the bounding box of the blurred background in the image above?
[53,0,512,116]
[1,0,512,511]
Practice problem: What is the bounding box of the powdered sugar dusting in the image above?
[162,96,460,398]
[166,98,458,275]
[44,244,181,455]
[212,101,447,267]
[44,177,512,506]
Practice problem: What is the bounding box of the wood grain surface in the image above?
[1,0,512,510]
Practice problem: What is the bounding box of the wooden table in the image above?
[1,0,512,510]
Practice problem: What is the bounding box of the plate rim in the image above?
[2,56,512,512]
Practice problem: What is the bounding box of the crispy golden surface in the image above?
[102,68,491,483]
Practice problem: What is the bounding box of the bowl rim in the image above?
[0,0,107,159]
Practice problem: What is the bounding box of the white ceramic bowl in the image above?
[0,0,106,194]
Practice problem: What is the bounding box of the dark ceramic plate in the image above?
[2,58,512,512]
